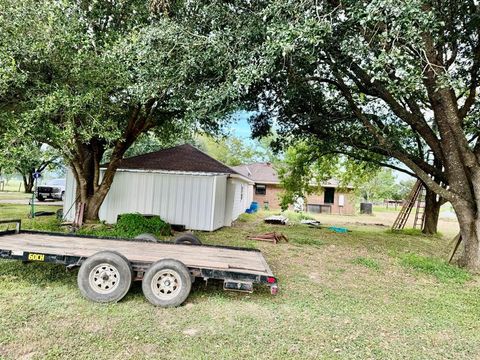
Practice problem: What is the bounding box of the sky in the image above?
[227,110,255,140]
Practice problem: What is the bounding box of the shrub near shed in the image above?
[116,213,172,238]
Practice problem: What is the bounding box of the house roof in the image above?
[103,144,237,174]
[232,163,280,184]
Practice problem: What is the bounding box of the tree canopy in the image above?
[0,0,261,219]
[223,0,480,269]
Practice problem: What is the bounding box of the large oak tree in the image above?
[0,0,246,220]
[228,1,480,269]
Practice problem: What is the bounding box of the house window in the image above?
[255,184,266,195]
[240,185,244,200]
[324,187,335,204]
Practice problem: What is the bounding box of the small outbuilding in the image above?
[63,144,253,231]
[233,162,355,215]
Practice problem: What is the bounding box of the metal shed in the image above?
[63,144,253,231]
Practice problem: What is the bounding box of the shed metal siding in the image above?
[212,175,227,230]
[62,168,247,231]
[98,170,216,231]
[226,178,250,224]
[63,169,77,222]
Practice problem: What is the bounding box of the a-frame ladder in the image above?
[392,180,425,231]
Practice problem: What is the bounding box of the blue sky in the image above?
[227,110,255,140]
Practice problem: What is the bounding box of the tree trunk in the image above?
[69,104,159,223]
[422,188,441,235]
[83,193,107,221]
[70,140,110,223]
[454,203,480,271]
[71,132,144,222]
[22,173,34,193]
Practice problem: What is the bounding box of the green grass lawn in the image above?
[0,210,479,359]
[0,180,24,193]
[0,191,31,201]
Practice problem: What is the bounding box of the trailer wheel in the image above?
[174,233,202,245]
[142,259,192,307]
[77,251,133,303]
[134,233,159,243]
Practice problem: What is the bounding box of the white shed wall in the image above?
[63,169,77,222]
[224,178,251,226]
[63,168,250,231]
[212,175,227,230]
[98,170,216,231]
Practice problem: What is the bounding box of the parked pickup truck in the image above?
[36,179,66,202]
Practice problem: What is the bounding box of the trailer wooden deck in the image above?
[0,231,273,276]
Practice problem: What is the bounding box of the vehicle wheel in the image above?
[142,259,192,307]
[134,233,159,243]
[174,233,202,245]
[61,191,65,202]
[37,195,45,202]
[77,251,133,303]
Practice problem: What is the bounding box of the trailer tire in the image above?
[174,233,202,245]
[134,233,159,243]
[77,251,133,303]
[142,259,192,307]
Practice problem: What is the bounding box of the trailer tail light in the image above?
[270,285,278,295]
[267,277,276,284]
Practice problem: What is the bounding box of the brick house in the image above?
[232,163,355,215]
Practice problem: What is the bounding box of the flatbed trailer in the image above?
[0,220,278,307]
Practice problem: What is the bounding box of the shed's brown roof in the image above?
[104,144,237,174]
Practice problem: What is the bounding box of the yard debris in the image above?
[300,219,322,228]
[30,211,55,217]
[264,215,288,225]
[328,226,349,233]
[247,232,288,244]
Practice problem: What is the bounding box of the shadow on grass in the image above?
[0,260,76,287]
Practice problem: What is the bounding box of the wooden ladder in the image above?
[413,185,427,229]
[392,180,423,231]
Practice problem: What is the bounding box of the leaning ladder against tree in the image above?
[393,152,436,232]
[392,180,424,231]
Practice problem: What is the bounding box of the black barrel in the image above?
[360,202,373,215]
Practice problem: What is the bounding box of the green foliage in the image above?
[78,213,171,239]
[194,132,280,167]
[0,0,267,216]
[278,141,381,208]
[357,169,403,202]
[400,254,471,284]
[196,134,262,166]
[237,213,255,223]
[352,257,380,271]
[0,135,61,192]
[397,179,417,201]
[115,213,171,238]
[230,1,480,250]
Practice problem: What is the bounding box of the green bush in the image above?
[400,253,471,284]
[115,213,171,238]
